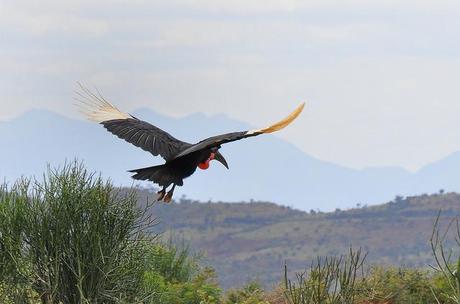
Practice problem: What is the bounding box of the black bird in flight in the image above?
[77,85,305,203]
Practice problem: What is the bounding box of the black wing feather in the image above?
[172,131,256,159]
[102,118,191,161]
[171,102,306,160]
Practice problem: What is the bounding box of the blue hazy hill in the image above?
[1,108,458,211]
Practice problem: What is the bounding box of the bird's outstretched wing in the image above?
[76,84,191,161]
[171,103,305,159]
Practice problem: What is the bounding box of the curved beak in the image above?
[214,151,229,169]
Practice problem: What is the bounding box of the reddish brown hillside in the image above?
[134,189,460,289]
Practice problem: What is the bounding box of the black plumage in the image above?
[102,118,190,160]
[77,85,305,202]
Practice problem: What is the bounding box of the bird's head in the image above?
[198,150,229,170]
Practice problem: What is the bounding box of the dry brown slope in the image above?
[136,189,460,289]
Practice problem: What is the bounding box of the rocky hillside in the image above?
[134,189,460,289]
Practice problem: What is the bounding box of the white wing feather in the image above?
[75,83,130,123]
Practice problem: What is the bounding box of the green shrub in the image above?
[0,182,35,302]
[142,242,221,304]
[355,267,436,303]
[430,212,460,303]
[284,247,366,304]
[224,281,269,304]
[0,163,152,303]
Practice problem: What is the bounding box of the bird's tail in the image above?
[128,164,177,187]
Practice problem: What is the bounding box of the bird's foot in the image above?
[163,192,173,203]
[156,188,166,201]
[163,185,175,203]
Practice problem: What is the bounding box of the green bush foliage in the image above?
[0,163,220,303]
[284,248,366,304]
[0,163,151,303]
[142,242,221,304]
[355,267,437,303]
[224,281,269,304]
[430,212,460,303]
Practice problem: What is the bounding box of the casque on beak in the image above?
[214,150,229,169]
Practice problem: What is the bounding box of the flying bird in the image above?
[77,85,305,203]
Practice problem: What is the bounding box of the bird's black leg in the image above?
[163,184,176,203]
[156,187,166,201]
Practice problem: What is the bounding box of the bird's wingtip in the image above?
[74,84,130,123]
[248,101,306,135]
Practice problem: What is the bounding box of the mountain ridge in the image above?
[2,108,459,211]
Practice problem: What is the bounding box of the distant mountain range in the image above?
[2,108,460,211]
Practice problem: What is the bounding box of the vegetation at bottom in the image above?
[2,163,460,303]
[0,163,220,303]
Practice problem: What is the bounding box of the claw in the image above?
[156,188,166,201]
[163,184,176,203]
[163,192,173,203]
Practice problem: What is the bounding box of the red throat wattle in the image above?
[198,153,215,170]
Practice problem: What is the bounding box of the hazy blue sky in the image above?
[1,1,460,171]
